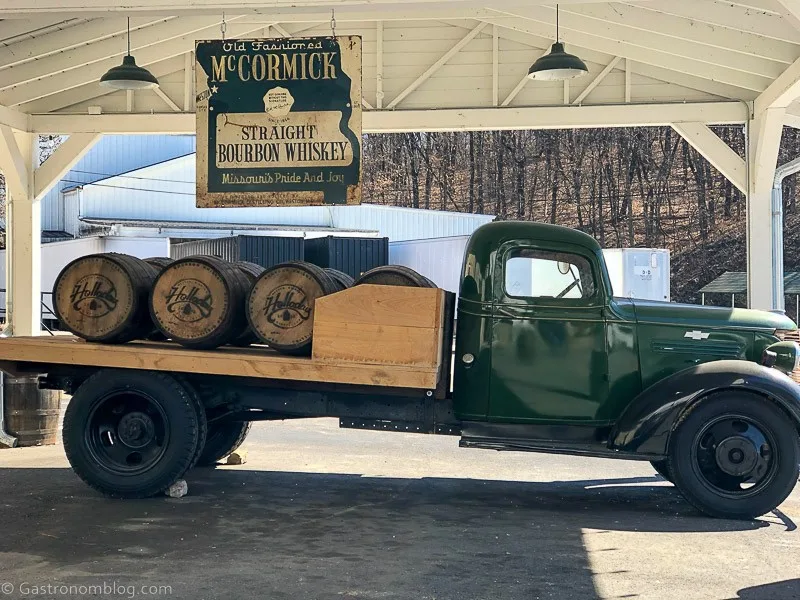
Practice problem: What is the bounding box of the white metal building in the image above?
[65,152,495,242]
[2,0,800,335]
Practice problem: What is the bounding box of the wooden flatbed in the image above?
[0,336,441,390]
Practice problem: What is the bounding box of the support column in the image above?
[747,107,785,311]
[0,126,39,336]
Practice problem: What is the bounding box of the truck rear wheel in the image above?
[197,421,252,466]
[63,370,205,498]
[668,392,799,520]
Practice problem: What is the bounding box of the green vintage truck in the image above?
[0,221,798,520]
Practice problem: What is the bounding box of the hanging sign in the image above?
[195,36,362,207]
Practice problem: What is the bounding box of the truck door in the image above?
[490,245,609,423]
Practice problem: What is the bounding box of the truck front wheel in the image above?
[668,392,799,520]
[650,460,674,483]
[63,370,205,498]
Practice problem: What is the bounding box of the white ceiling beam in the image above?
[0,17,169,71]
[0,124,30,196]
[768,0,800,33]
[0,0,643,18]
[503,5,789,78]
[153,87,181,112]
[625,58,632,102]
[0,18,79,44]
[32,112,196,134]
[376,21,384,109]
[568,3,798,65]
[0,21,268,106]
[183,51,193,111]
[16,56,185,114]
[28,102,747,134]
[0,16,229,90]
[492,24,499,107]
[485,10,778,88]
[755,54,800,113]
[645,0,800,43]
[361,98,374,109]
[0,104,31,131]
[364,102,747,132]
[572,56,622,105]
[386,21,487,109]
[670,122,746,193]
[34,132,101,200]
[270,23,292,37]
[785,112,800,128]
[444,18,751,100]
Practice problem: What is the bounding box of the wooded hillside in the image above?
[362,127,800,307]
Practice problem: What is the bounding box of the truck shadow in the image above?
[0,467,782,600]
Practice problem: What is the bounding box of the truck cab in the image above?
[454,221,800,519]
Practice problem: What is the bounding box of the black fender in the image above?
[608,360,800,456]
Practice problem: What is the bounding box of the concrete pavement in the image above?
[0,418,798,600]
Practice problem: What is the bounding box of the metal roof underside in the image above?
[3,0,800,133]
[701,271,800,294]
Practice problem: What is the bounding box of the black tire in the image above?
[174,375,208,470]
[651,460,674,483]
[62,370,204,498]
[197,420,252,467]
[668,392,800,520]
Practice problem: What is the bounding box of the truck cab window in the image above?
[504,249,596,300]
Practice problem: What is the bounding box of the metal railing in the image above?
[0,290,59,335]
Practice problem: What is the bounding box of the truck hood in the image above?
[627,298,796,332]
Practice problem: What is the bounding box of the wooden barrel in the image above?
[231,261,266,347]
[247,261,339,355]
[3,375,62,447]
[354,265,436,288]
[325,268,355,290]
[143,257,176,341]
[53,253,158,343]
[149,255,250,349]
[144,256,175,271]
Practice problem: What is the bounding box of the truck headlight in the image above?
[763,340,800,381]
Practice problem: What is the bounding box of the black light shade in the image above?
[528,42,588,81]
[100,54,159,90]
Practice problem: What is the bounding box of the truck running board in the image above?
[459,437,662,461]
[339,418,460,436]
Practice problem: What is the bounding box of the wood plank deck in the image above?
[0,336,439,390]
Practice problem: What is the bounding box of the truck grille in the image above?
[777,329,800,342]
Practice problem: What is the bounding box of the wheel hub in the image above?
[714,436,759,477]
[117,411,156,448]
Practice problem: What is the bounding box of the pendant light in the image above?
[528,5,588,81]
[100,18,159,90]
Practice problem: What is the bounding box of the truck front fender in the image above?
[608,360,800,456]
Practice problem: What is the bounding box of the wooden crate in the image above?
[311,284,446,368]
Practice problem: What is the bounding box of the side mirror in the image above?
[557,261,572,275]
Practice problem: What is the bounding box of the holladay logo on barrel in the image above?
[195,36,362,208]
[70,275,118,317]
[165,279,214,323]
[263,284,311,329]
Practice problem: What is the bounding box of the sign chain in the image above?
[330,9,337,38]
[220,12,227,40]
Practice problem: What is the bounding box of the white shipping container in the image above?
[602,248,670,302]
[388,236,470,294]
